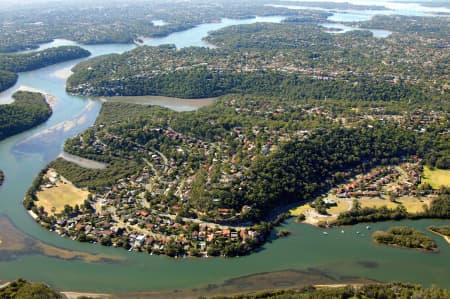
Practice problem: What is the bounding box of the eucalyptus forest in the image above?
[0,91,52,141]
[0,46,91,92]
[0,0,449,296]
[23,4,449,259]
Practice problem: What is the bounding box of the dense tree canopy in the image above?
[211,283,450,299]
[0,46,90,73]
[230,125,419,219]
[0,91,52,141]
[0,1,317,52]
[0,279,61,299]
[0,46,90,94]
[372,226,438,252]
[50,94,449,223]
[0,70,17,92]
[67,15,449,101]
[67,48,429,103]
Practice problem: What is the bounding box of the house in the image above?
[240,229,249,241]
[323,199,337,207]
[241,205,252,213]
[218,208,232,215]
[222,229,231,238]
[135,234,146,245]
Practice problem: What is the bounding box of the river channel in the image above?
[0,8,449,294]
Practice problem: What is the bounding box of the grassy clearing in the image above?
[358,197,430,214]
[327,199,351,215]
[291,199,349,225]
[396,197,431,213]
[36,181,89,215]
[423,166,450,189]
[291,196,431,225]
[290,204,312,216]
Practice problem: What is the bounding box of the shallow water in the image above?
[0,10,448,293]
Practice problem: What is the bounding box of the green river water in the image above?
[0,13,448,293]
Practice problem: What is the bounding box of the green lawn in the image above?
[423,166,450,189]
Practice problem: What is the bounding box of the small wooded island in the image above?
[0,91,53,141]
[372,226,438,252]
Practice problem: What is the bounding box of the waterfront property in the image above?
[0,0,448,292]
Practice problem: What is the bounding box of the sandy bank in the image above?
[17,85,57,108]
[16,99,95,146]
[101,95,216,112]
[62,291,110,299]
[59,151,108,169]
[54,69,73,79]
[61,284,364,299]
[428,229,450,246]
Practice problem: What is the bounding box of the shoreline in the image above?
[0,6,448,294]
[58,281,371,299]
[428,228,450,246]
[100,95,216,111]
[15,98,96,146]
[371,237,439,254]
[61,291,110,299]
[27,210,38,220]
[16,85,57,109]
[54,69,73,79]
[59,151,108,169]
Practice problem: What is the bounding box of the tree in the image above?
[15,282,62,299]
[191,169,210,212]
[296,214,306,222]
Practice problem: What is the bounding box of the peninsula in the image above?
[25,94,449,257]
[0,46,91,93]
[0,0,446,295]
[0,91,53,141]
[24,11,450,258]
[428,226,450,245]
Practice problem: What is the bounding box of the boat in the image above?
[323,232,329,235]
[341,230,345,234]
[366,225,371,230]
